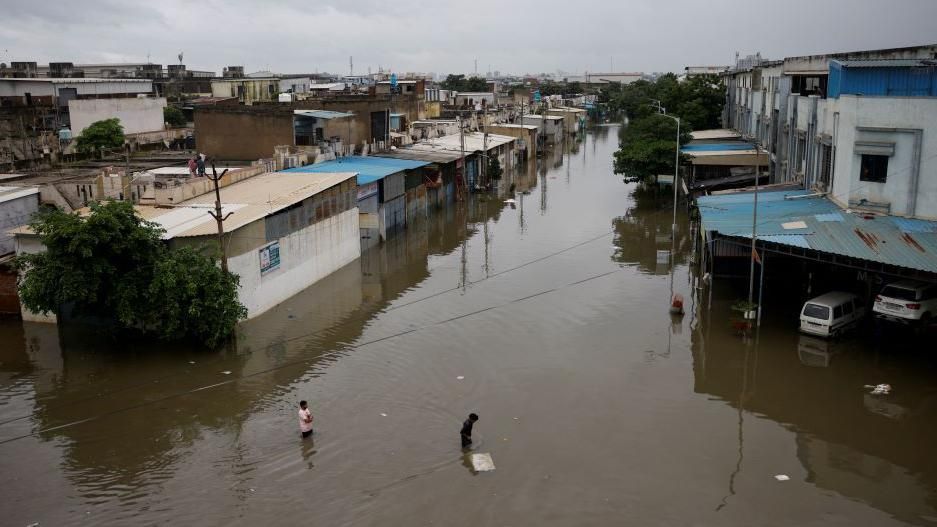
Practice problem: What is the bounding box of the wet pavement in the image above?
[3,125,937,526]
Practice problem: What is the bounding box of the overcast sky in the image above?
[2,0,937,77]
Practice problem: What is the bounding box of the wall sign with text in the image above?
[259,241,281,275]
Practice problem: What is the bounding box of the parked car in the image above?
[799,292,865,338]
[873,280,937,325]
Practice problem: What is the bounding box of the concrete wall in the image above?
[0,189,39,255]
[823,96,937,219]
[227,207,360,318]
[195,108,293,160]
[210,79,277,105]
[68,97,167,136]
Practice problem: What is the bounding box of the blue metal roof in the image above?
[698,189,937,274]
[829,60,937,98]
[682,142,754,153]
[282,156,429,185]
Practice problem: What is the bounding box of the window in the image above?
[859,154,888,183]
[803,304,829,319]
[842,301,853,316]
[833,305,843,319]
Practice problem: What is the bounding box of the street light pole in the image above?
[747,142,761,309]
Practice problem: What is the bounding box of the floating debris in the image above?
[774,474,790,481]
[380,413,388,417]
[221,371,232,375]
[865,384,892,395]
[472,453,496,472]
[456,376,465,380]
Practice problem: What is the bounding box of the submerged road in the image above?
[3,125,937,526]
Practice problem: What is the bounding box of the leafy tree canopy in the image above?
[164,106,186,128]
[74,118,125,154]
[16,200,246,347]
[603,73,725,130]
[487,156,503,180]
[440,74,489,92]
[614,114,692,183]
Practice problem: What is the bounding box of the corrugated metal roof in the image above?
[698,189,937,274]
[375,147,464,164]
[835,59,937,68]
[283,156,428,185]
[137,171,356,238]
[682,143,754,152]
[293,110,354,119]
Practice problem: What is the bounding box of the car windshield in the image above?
[803,303,830,320]
[880,286,917,301]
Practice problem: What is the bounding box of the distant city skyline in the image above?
[3,0,936,77]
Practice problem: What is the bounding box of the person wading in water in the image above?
[460,413,479,448]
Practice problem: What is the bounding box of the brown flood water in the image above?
[4,125,937,526]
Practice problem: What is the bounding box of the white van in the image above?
[799,292,865,338]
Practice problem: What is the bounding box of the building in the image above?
[683,129,769,192]
[565,72,643,86]
[195,92,427,160]
[13,170,361,321]
[722,43,937,187]
[194,106,355,161]
[684,66,729,77]
[0,78,163,167]
[453,92,496,108]
[1,185,40,256]
[210,78,279,105]
[486,124,539,160]
[545,107,588,134]
[282,157,430,247]
[521,114,564,144]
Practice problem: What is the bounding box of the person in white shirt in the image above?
[298,400,314,438]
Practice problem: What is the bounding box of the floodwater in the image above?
[4,125,937,526]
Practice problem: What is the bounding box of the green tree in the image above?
[74,118,125,155]
[164,106,186,127]
[613,115,692,183]
[16,200,246,347]
[440,74,489,92]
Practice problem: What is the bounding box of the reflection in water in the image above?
[2,125,937,525]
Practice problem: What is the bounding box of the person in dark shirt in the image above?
[461,413,479,448]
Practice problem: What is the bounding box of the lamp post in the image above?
[649,100,681,238]
[649,101,683,315]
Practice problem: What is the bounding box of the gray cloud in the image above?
[1,0,936,76]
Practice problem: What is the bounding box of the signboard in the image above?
[259,241,281,275]
[390,73,398,88]
[357,181,379,201]
[359,212,379,229]
[533,90,541,102]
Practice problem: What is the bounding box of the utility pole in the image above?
[482,103,489,189]
[207,162,233,273]
[459,115,467,197]
[747,143,761,312]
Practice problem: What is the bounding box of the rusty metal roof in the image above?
[140,171,356,238]
[698,189,937,274]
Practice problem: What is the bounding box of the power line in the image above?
[0,263,626,447]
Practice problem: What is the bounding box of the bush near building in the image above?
[164,106,186,127]
[74,118,126,155]
[15,200,246,347]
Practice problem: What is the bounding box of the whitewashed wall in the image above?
[230,208,361,318]
[68,97,167,135]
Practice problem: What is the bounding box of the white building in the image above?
[14,170,361,321]
[0,186,40,256]
[521,114,565,144]
[68,97,167,136]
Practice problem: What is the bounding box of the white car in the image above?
[873,281,937,325]
[799,292,866,338]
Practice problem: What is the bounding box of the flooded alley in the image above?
[4,125,937,526]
